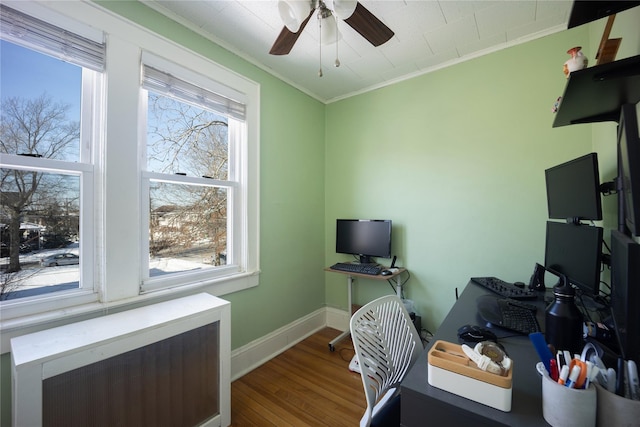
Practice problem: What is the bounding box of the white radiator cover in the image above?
[10,293,231,427]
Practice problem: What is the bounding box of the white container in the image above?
[595,382,640,426]
[541,368,596,427]
[427,340,512,412]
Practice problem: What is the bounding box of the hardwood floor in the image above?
[230,327,366,426]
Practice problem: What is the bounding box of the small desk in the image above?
[325,266,406,351]
[401,281,551,426]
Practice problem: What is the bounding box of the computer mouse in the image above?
[457,324,497,343]
[513,281,525,288]
[381,270,392,276]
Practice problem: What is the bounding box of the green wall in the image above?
[1,2,639,425]
[324,26,590,329]
[325,7,640,332]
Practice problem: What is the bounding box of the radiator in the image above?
[10,293,230,427]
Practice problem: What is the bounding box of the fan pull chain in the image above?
[318,13,323,77]
[335,16,340,68]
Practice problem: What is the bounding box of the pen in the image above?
[566,365,581,388]
[588,365,600,389]
[606,368,617,393]
[628,360,639,401]
[558,364,569,385]
[592,355,607,371]
[616,357,626,396]
[557,351,566,369]
[549,359,559,382]
[584,361,593,388]
[568,359,587,388]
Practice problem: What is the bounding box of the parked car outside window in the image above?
[40,253,80,267]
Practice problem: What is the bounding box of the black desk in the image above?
[401,281,552,426]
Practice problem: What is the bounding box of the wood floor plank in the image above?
[231,381,299,427]
[270,354,364,409]
[259,365,356,426]
[231,327,365,426]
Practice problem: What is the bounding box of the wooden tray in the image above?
[428,340,512,389]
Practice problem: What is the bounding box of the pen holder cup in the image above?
[595,383,640,426]
[541,370,596,427]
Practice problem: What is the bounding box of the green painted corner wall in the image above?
[324,6,639,332]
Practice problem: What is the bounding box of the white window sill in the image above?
[0,271,259,352]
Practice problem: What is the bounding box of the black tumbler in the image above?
[545,283,584,355]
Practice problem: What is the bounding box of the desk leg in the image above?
[395,275,402,298]
[329,275,353,352]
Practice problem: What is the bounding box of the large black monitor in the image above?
[610,230,640,364]
[336,219,391,264]
[618,104,640,236]
[545,153,603,222]
[544,221,603,296]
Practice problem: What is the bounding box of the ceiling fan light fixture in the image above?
[325,0,357,19]
[319,12,340,45]
[278,0,312,33]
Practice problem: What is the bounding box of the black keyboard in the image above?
[477,295,541,335]
[330,262,382,276]
[471,276,537,300]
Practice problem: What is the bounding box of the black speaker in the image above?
[610,230,640,364]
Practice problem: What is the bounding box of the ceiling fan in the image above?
[269,0,395,56]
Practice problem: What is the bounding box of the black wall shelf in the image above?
[568,1,640,29]
[552,55,640,127]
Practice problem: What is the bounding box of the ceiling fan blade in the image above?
[344,2,394,47]
[269,9,314,55]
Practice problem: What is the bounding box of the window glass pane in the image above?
[1,39,83,302]
[149,182,228,277]
[0,40,81,161]
[1,170,80,300]
[146,92,229,178]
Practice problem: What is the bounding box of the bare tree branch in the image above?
[1,94,79,272]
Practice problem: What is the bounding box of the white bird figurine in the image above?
[563,46,588,78]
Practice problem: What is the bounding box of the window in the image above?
[140,55,250,292]
[0,4,103,306]
[0,2,259,324]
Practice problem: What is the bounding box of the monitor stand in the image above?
[358,255,374,264]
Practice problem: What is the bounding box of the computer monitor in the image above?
[545,153,603,222]
[544,221,603,296]
[610,230,640,364]
[336,219,391,264]
[618,104,640,236]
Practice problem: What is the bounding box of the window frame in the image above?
[139,53,251,292]
[0,154,98,318]
[0,5,103,319]
[0,0,260,330]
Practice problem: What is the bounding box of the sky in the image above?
[1,39,81,118]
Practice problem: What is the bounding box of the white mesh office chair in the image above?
[350,295,423,427]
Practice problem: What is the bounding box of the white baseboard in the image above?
[230,306,350,381]
[325,305,350,331]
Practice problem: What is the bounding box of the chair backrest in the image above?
[350,295,423,427]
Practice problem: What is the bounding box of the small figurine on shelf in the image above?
[563,46,588,78]
[552,96,562,113]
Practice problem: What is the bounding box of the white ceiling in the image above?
[144,0,573,103]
